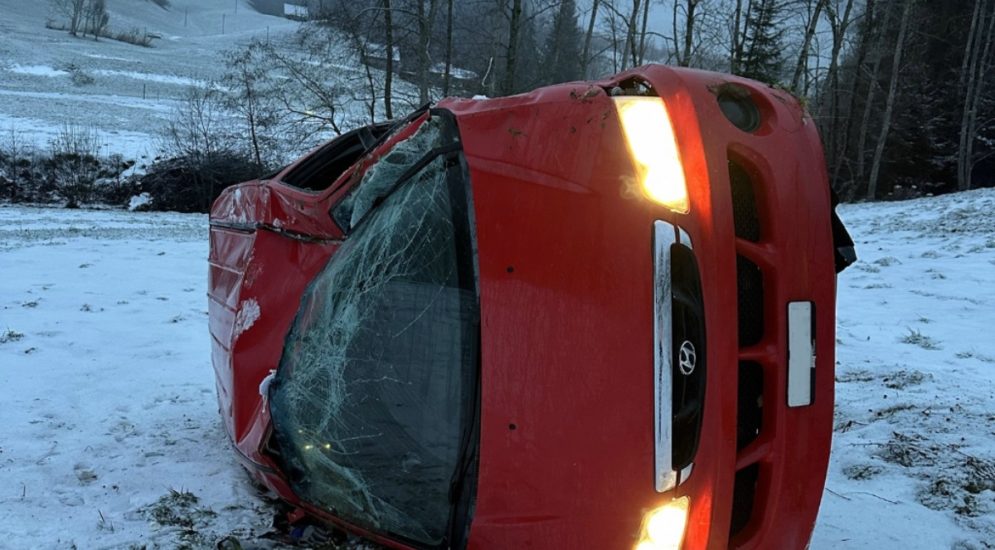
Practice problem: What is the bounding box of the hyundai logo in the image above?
[678,340,697,376]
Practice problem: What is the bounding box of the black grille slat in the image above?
[736,361,764,451]
[729,464,761,538]
[736,256,764,347]
[729,160,761,242]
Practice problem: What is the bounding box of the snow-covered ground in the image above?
[1,189,994,548]
[0,207,282,548]
[811,189,995,549]
[0,0,296,159]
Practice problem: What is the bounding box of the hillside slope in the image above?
[0,0,294,158]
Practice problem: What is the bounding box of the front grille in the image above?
[730,152,768,546]
[670,244,706,469]
[736,256,764,347]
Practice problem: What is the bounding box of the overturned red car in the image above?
[208,64,855,549]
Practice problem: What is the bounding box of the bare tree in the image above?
[854,0,892,190]
[958,0,995,190]
[161,87,236,160]
[243,29,356,136]
[820,0,854,181]
[790,0,826,91]
[581,0,601,77]
[867,0,913,200]
[383,0,395,118]
[49,122,102,208]
[621,0,641,69]
[415,0,440,104]
[443,0,454,95]
[673,0,703,67]
[503,0,523,95]
[729,0,752,73]
[85,0,109,39]
[0,127,31,195]
[636,0,651,64]
[50,0,86,36]
[219,46,285,171]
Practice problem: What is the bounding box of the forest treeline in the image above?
[7,0,993,211]
[239,0,995,201]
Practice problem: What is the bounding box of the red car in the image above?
[209,64,855,550]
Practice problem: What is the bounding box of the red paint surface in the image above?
[209,65,838,550]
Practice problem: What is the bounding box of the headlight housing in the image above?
[613,96,690,214]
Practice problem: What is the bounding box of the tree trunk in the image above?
[855,0,892,189]
[831,0,872,192]
[867,0,912,200]
[503,0,522,95]
[824,0,854,182]
[732,0,755,74]
[383,0,394,119]
[679,0,699,67]
[620,0,640,70]
[244,77,263,171]
[637,0,652,65]
[443,0,453,95]
[731,0,744,72]
[581,0,600,77]
[360,41,378,121]
[958,0,988,190]
[791,0,827,91]
[417,0,428,104]
[958,0,984,96]
[960,0,995,190]
[629,0,642,67]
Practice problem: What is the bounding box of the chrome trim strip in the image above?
[679,463,693,485]
[654,220,677,492]
[677,227,693,249]
[787,301,815,407]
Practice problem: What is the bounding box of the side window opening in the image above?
[268,115,479,547]
[280,122,392,192]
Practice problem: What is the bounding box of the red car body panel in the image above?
[209,65,840,549]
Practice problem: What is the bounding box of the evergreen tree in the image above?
[737,0,785,84]
[542,0,583,85]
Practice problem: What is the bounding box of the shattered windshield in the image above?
[267,116,479,546]
[334,116,457,232]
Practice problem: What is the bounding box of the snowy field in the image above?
[0,0,296,159]
[811,189,995,549]
[1,189,995,548]
[0,208,287,548]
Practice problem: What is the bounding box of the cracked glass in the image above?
[268,117,478,546]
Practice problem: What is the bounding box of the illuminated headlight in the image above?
[613,97,690,214]
[635,497,690,550]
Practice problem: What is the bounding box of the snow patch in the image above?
[258,370,276,398]
[82,53,136,62]
[91,69,203,87]
[233,298,260,338]
[9,64,69,77]
[128,193,152,211]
